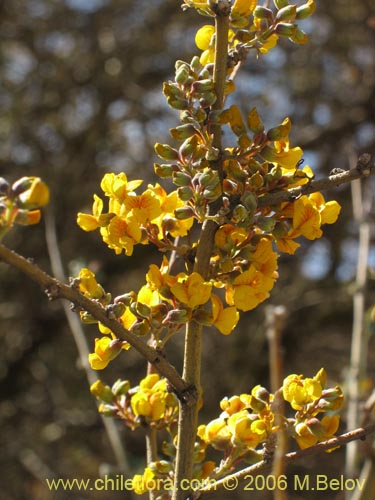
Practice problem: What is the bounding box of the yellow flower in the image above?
[309,192,341,225]
[100,172,143,203]
[149,184,194,238]
[171,272,212,308]
[102,215,142,255]
[214,224,248,251]
[124,190,162,225]
[78,268,105,299]
[227,410,268,448]
[132,467,155,495]
[231,0,257,17]
[77,194,107,232]
[259,34,279,54]
[195,25,215,64]
[88,337,125,370]
[261,139,303,169]
[225,265,275,311]
[131,374,170,422]
[198,418,231,450]
[17,176,49,208]
[292,196,322,240]
[211,294,239,335]
[295,415,340,450]
[220,395,246,416]
[283,372,323,410]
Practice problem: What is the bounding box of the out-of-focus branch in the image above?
[265,305,288,500]
[195,424,375,499]
[345,149,373,494]
[0,242,189,398]
[44,210,131,473]
[257,154,374,208]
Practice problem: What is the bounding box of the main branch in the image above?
[172,5,230,499]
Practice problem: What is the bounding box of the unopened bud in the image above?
[163,308,191,324]
[98,403,118,417]
[154,163,173,178]
[276,23,298,37]
[114,291,137,306]
[296,0,316,20]
[154,143,179,161]
[90,380,115,403]
[273,0,288,8]
[130,319,150,336]
[253,6,273,19]
[276,5,297,22]
[174,206,195,220]
[173,172,192,187]
[177,186,194,201]
[112,379,131,396]
[17,177,50,208]
[191,79,214,93]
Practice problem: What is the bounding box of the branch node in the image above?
[44,282,60,300]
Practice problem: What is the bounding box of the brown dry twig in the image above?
[194,424,375,499]
[0,242,189,398]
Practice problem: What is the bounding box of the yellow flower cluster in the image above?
[275,192,341,254]
[77,173,194,256]
[90,373,179,429]
[283,368,344,449]
[0,176,49,238]
[198,385,274,456]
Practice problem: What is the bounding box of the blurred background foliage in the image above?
[0,0,374,499]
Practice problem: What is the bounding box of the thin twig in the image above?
[194,424,375,499]
[0,242,189,398]
[265,305,288,500]
[257,154,374,208]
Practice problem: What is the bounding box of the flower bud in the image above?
[130,319,150,336]
[232,204,248,223]
[177,186,194,201]
[175,63,191,85]
[154,143,179,161]
[253,6,273,19]
[14,209,41,226]
[163,308,191,324]
[276,23,297,37]
[17,177,50,208]
[193,308,213,326]
[154,163,173,178]
[276,5,297,22]
[273,0,288,8]
[174,206,195,220]
[296,0,316,20]
[172,172,192,187]
[98,403,118,417]
[191,79,214,93]
[179,135,199,159]
[90,380,115,403]
[170,124,197,141]
[114,291,137,306]
[199,92,217,108]
[241,192,257,211]
[105,302,126,319]
[135,301,151,319]
[112,379,131,396]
